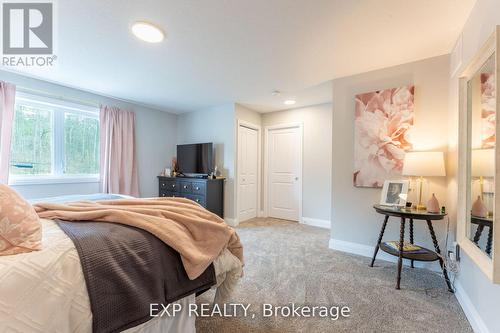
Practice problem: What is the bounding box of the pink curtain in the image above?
[100,106,139,196]
[0,82,16,184]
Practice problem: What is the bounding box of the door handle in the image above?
[295,177,299,181]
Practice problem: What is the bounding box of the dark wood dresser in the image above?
[158,176,224,218]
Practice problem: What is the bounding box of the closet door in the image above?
[267,125,302,221]
[238,125,259,222]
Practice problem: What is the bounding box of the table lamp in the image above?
[471,149,494,217]
[402,151,446,210]
[471,149,495,200]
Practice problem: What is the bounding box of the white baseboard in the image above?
[329,238,488,332]
[454,280,490,333]
[301,217,330,229]
[328,238,440,272]
[224,218,239,227]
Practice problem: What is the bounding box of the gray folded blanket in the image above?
[57,220,215,333]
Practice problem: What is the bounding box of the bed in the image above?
[0,194,243,333]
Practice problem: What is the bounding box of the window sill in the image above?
[9,176,100,186]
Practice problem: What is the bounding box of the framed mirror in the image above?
[459,26,500,283]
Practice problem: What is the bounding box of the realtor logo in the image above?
[2,2,53,54]
[1,1,56,66]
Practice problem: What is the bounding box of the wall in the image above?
[176,104,236,221]
[0,70,177,199]
[330,55,450,264]
[262,103,332,224]
[447,1,500,332]
[235,103,262,127]
[178,102,332,225]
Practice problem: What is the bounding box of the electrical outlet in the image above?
[446,249,460,275]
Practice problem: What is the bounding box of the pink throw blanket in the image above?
[34,197,243,279]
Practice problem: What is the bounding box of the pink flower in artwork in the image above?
[353,86,414,187]
[481,73,496,149]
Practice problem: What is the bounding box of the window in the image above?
[9,93,99,184]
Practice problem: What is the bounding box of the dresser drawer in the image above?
[179,181,192,193]
[161,191,180,198]
[160,180,178,192]
[158,176,224,218]
[186,194,206,207]
[191,182,206,194]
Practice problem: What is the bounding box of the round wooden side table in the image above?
[371,204,453,292]
[471,215,493,256]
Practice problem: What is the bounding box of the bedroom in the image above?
[1,0,500,332]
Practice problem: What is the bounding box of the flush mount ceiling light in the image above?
[284,99,296,105]
[131,21,165,43]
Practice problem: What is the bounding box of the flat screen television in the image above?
[176,143,214,177]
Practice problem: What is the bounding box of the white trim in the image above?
[457,26,499,283]
[9,176,99,186]
[224,218,239,227]
[264,122,303,222]
[16,91,100,114]
[450,32,463,78]
[301,217,330,229]
[328,238,440,272]
[454,281,491,333]
[258,210,266,218]
[236,119,262,223]
[10,92,100,183]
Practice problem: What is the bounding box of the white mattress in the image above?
[0,219,241,332]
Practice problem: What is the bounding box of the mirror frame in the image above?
[458,26,500,283]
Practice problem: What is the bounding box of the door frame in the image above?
[236,119,262,223]
[263,122,303,222]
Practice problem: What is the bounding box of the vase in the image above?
[427,193,440,213]
[471,196,488,218]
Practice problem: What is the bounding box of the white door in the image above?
[267,126,301,221]
[238,125,259,222]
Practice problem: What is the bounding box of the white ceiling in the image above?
[2,0,475,113]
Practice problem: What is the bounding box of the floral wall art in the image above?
[353,85,414,188]
[481,73,496,149]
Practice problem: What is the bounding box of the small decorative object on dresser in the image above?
[171,157,178,176]
[427,193,440,213]
[158,176,225,217]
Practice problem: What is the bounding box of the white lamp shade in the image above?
[471,149,495,177]
[402,151,446,177]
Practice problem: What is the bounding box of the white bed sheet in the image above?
[0,219,241,333]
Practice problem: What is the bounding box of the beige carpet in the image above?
[196,218,472,333]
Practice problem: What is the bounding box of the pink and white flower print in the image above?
[353,86,414,188]
[481,73,496,149]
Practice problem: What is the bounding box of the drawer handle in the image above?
[161,183,165,187]
[195,198,200,202]
[183,185,188,189]
[172,184,176,188]
[195,186,200,190]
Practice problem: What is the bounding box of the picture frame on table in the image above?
[380,180,409,207]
